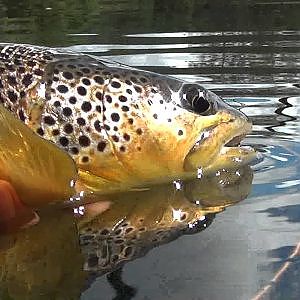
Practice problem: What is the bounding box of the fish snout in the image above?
[180,83,249,124]
[205,89,250,124]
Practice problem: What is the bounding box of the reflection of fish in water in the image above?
[0,165,253,299]
[0,44,256,197]
[78,166,253,275]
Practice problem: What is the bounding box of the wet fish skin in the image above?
[0,44,249,183]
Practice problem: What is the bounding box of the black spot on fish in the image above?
[53,100,61,107]
[44,115,56,125]
[7,91,17,102]
[64,123,73,134]
[82,78,91,86]
[95,92,103,100]
[94,120,101,132]
[63,71,73,80]
[96,105,101,113]
[36,127,44,136]
[123,133,130,141]
[81,101,92,112]
[112,135,119,142]
[111,81,121,89]
[119,95,127,102]
[34,69,44,77]
[121,105,129,112]
[63,107,72,117]
[134,85,142,93]
[105,95,112,103]
[22,74,33,87]
[111,113,120,122]
[97,141,107,152]
[81,156,89,163]
[69,96,77,104]
[77,117,86,126]
[94,76,104,85]
[77,86,87,96]
[130,76,137,83]
[18,109,26,122]
[70,147,79,155]
[81,68,90,74]
[52,129,60,136]
[79,135,90,147]
[128,118,134,125]
[59,136,69,147]
[18,66,25,73]
[7,75,17,86]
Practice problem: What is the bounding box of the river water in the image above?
[0,1,300,300]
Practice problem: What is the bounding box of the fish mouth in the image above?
[184,112,256,172]
[224,133,246,147]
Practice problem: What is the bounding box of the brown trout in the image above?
[0,43,255,195]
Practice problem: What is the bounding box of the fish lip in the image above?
[224,134,246,147]
[192,116,252,152]
[184,116,254,172]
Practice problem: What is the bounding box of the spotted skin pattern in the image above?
[0,44,243,183]
[80,210,215,274]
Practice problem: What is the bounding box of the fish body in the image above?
[0,44,254,186]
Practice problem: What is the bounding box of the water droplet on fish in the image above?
[172,208,183,221]
[199,131,210,142]
[73,205,85,216]
[233,157,242,163]
[197,167,203,179]
[173,179,183,190]
[68,190,85,203]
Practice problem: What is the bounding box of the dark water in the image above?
[1,1,300,299]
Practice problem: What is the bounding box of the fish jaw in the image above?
[184,109,255,173]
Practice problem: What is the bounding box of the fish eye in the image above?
[185,87,210,114]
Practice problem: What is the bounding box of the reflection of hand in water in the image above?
[0,165,253,299]
[0,180,39,234]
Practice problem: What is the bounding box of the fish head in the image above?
[77,63,255,186]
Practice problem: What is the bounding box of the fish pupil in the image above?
[186,87,210,114]
[192,95,210,114]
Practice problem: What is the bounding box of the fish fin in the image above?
[0,105,77,206]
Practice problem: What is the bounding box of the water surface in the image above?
[0,1,300,300]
